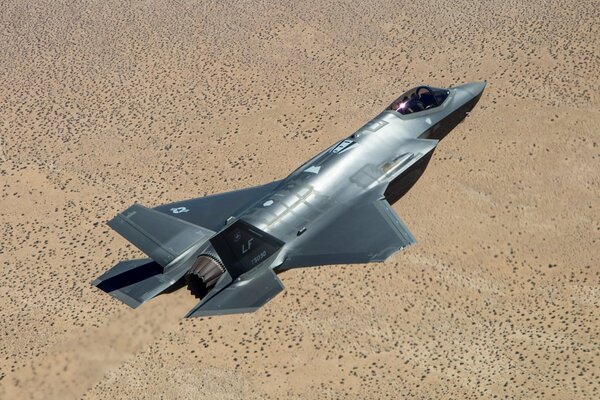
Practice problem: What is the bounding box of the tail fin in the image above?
[94,204,215,308]
[107,204,214,269]
[92,258,188,308]
[209,219,285,279]
[185,265,284,317]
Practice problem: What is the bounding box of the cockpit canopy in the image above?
[388,86,450,115]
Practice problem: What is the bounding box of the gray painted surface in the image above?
[93,81,486,317]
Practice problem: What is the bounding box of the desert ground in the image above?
[1,1,598,399]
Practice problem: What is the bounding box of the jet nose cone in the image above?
[456,81,487,97]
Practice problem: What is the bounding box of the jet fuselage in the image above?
[237,81,486,265]
[94,81,486,317]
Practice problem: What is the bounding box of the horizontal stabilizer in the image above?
[186,266,284,317]
[108,204,214,268]
[92,258,189,308]
[281,198,416,268]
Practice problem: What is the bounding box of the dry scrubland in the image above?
[0,0,598,399]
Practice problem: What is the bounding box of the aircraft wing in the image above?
[154,180,282,231]
[108,204,214,268]
[280,198,416,268]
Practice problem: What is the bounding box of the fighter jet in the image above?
[93,81,486,317]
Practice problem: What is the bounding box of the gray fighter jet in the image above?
[93,81,486,317]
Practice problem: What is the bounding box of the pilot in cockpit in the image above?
[409,93,425,113]
[389,86,450,116]
[393,96,409,113]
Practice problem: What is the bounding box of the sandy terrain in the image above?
[1,0,598,398]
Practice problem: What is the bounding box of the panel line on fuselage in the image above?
[242,184,332,238]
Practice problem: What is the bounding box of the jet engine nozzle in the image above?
[186,254,225,299]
